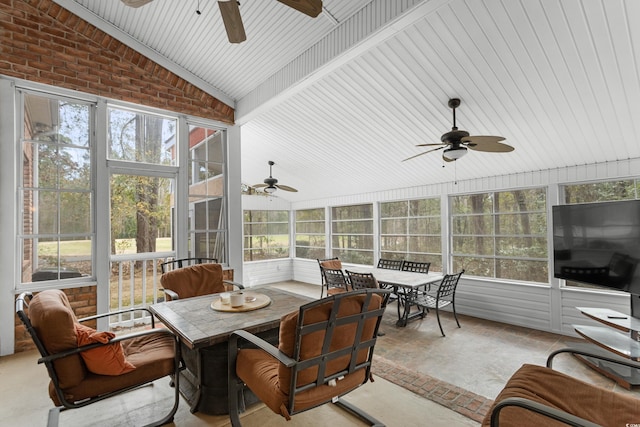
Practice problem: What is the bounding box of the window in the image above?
[19,91,94,283]
[562,179,640,288]
[451,189,548,283]
[380,198,442,271]
[188,126,227,262]
[244,210,289,261]
[295,208,325,260]
[331,204,373,265]
[108,106,175,166]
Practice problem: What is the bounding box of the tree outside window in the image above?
[451,189,548,282]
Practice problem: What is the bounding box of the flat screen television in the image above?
[552,199,640,316]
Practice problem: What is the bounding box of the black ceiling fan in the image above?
[121,0,323,44]
[402,98,514,163]
[253,161,298,194]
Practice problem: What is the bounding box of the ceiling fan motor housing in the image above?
[441,129,470,145]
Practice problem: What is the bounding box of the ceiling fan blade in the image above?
[253,183,267,188]
[463,136,514,153]
[218,1,247,43]
[275,184,298,192]
[277,0,322,18]
[415,143,447,148]
[121,0,154,7]
[461,135,506,145]
[401,146,446,162]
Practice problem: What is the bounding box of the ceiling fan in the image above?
[402,98,514,163]
[121,0,323,44]
[253,161,298,194]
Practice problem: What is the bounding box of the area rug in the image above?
[372,355,493,423]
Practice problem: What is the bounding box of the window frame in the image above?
[450,187,548,283]
[243,209,290,261]
[294,208,326,260]
[379,197,442,271]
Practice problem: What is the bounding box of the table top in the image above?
[149,286,312,349]
[345,267,443,289]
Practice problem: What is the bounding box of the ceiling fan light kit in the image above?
[402,97,515,163]
[443,146,467,161]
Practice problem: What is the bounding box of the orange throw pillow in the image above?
[74,323,136,375]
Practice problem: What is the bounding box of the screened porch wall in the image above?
[243,157,640,336]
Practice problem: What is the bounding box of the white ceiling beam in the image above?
[52,0,235,108]
[235,0,455,124]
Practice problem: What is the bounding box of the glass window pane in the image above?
[108,107,176,166]
[381,218,407,234]
[380,201,407,218]
[110,175,174,255]
[60,192,91,234]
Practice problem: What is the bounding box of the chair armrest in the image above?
[38,328,177,364]
[78,307,158,328]
[547,347,640,370]
[229,329,295,367]
[224,280,245,290]
[160,288,180,301]
[490,397,600,427]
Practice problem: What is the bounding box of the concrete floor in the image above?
[3,280,638,426]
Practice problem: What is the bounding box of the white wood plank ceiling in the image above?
[59,0,640,202]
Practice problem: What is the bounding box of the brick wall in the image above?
[14,286,97,352]
[0,0,234,124]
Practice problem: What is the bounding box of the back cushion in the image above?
[277,293,381,394]
[28,290,87,388]
[320,259,342,270]
[160,263,224,300]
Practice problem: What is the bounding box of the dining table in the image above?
[149,286,312,415]
[346,267,443,326]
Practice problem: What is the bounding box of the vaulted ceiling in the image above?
[57,0,640,202]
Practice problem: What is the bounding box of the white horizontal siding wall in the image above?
[243,158,640,336]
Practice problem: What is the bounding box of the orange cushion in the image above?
[482,364,640,427]
[320,259,342,270]
[277,293,382,394]
[75,323,136,376]
[160,263,225,300]
[28,290,87,388]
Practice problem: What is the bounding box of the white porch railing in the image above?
[109,251,174,328]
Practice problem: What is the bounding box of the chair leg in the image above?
[452,303,461,328]
[47,407,62,427]
[435,308,445,337]
[334,398,385,426]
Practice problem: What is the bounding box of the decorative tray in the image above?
[210,293,271,312]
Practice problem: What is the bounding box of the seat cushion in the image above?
[75,323,136,376]
[160,263,225,300]
[50,330,176,406]
[29,290,87,389]
[236,348,366,417]
[482,363,640,427]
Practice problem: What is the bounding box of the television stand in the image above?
[572,307,640,389]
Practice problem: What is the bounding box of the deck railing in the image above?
[109,251,174,328]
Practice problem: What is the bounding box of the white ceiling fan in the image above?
[121,0,323,44]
